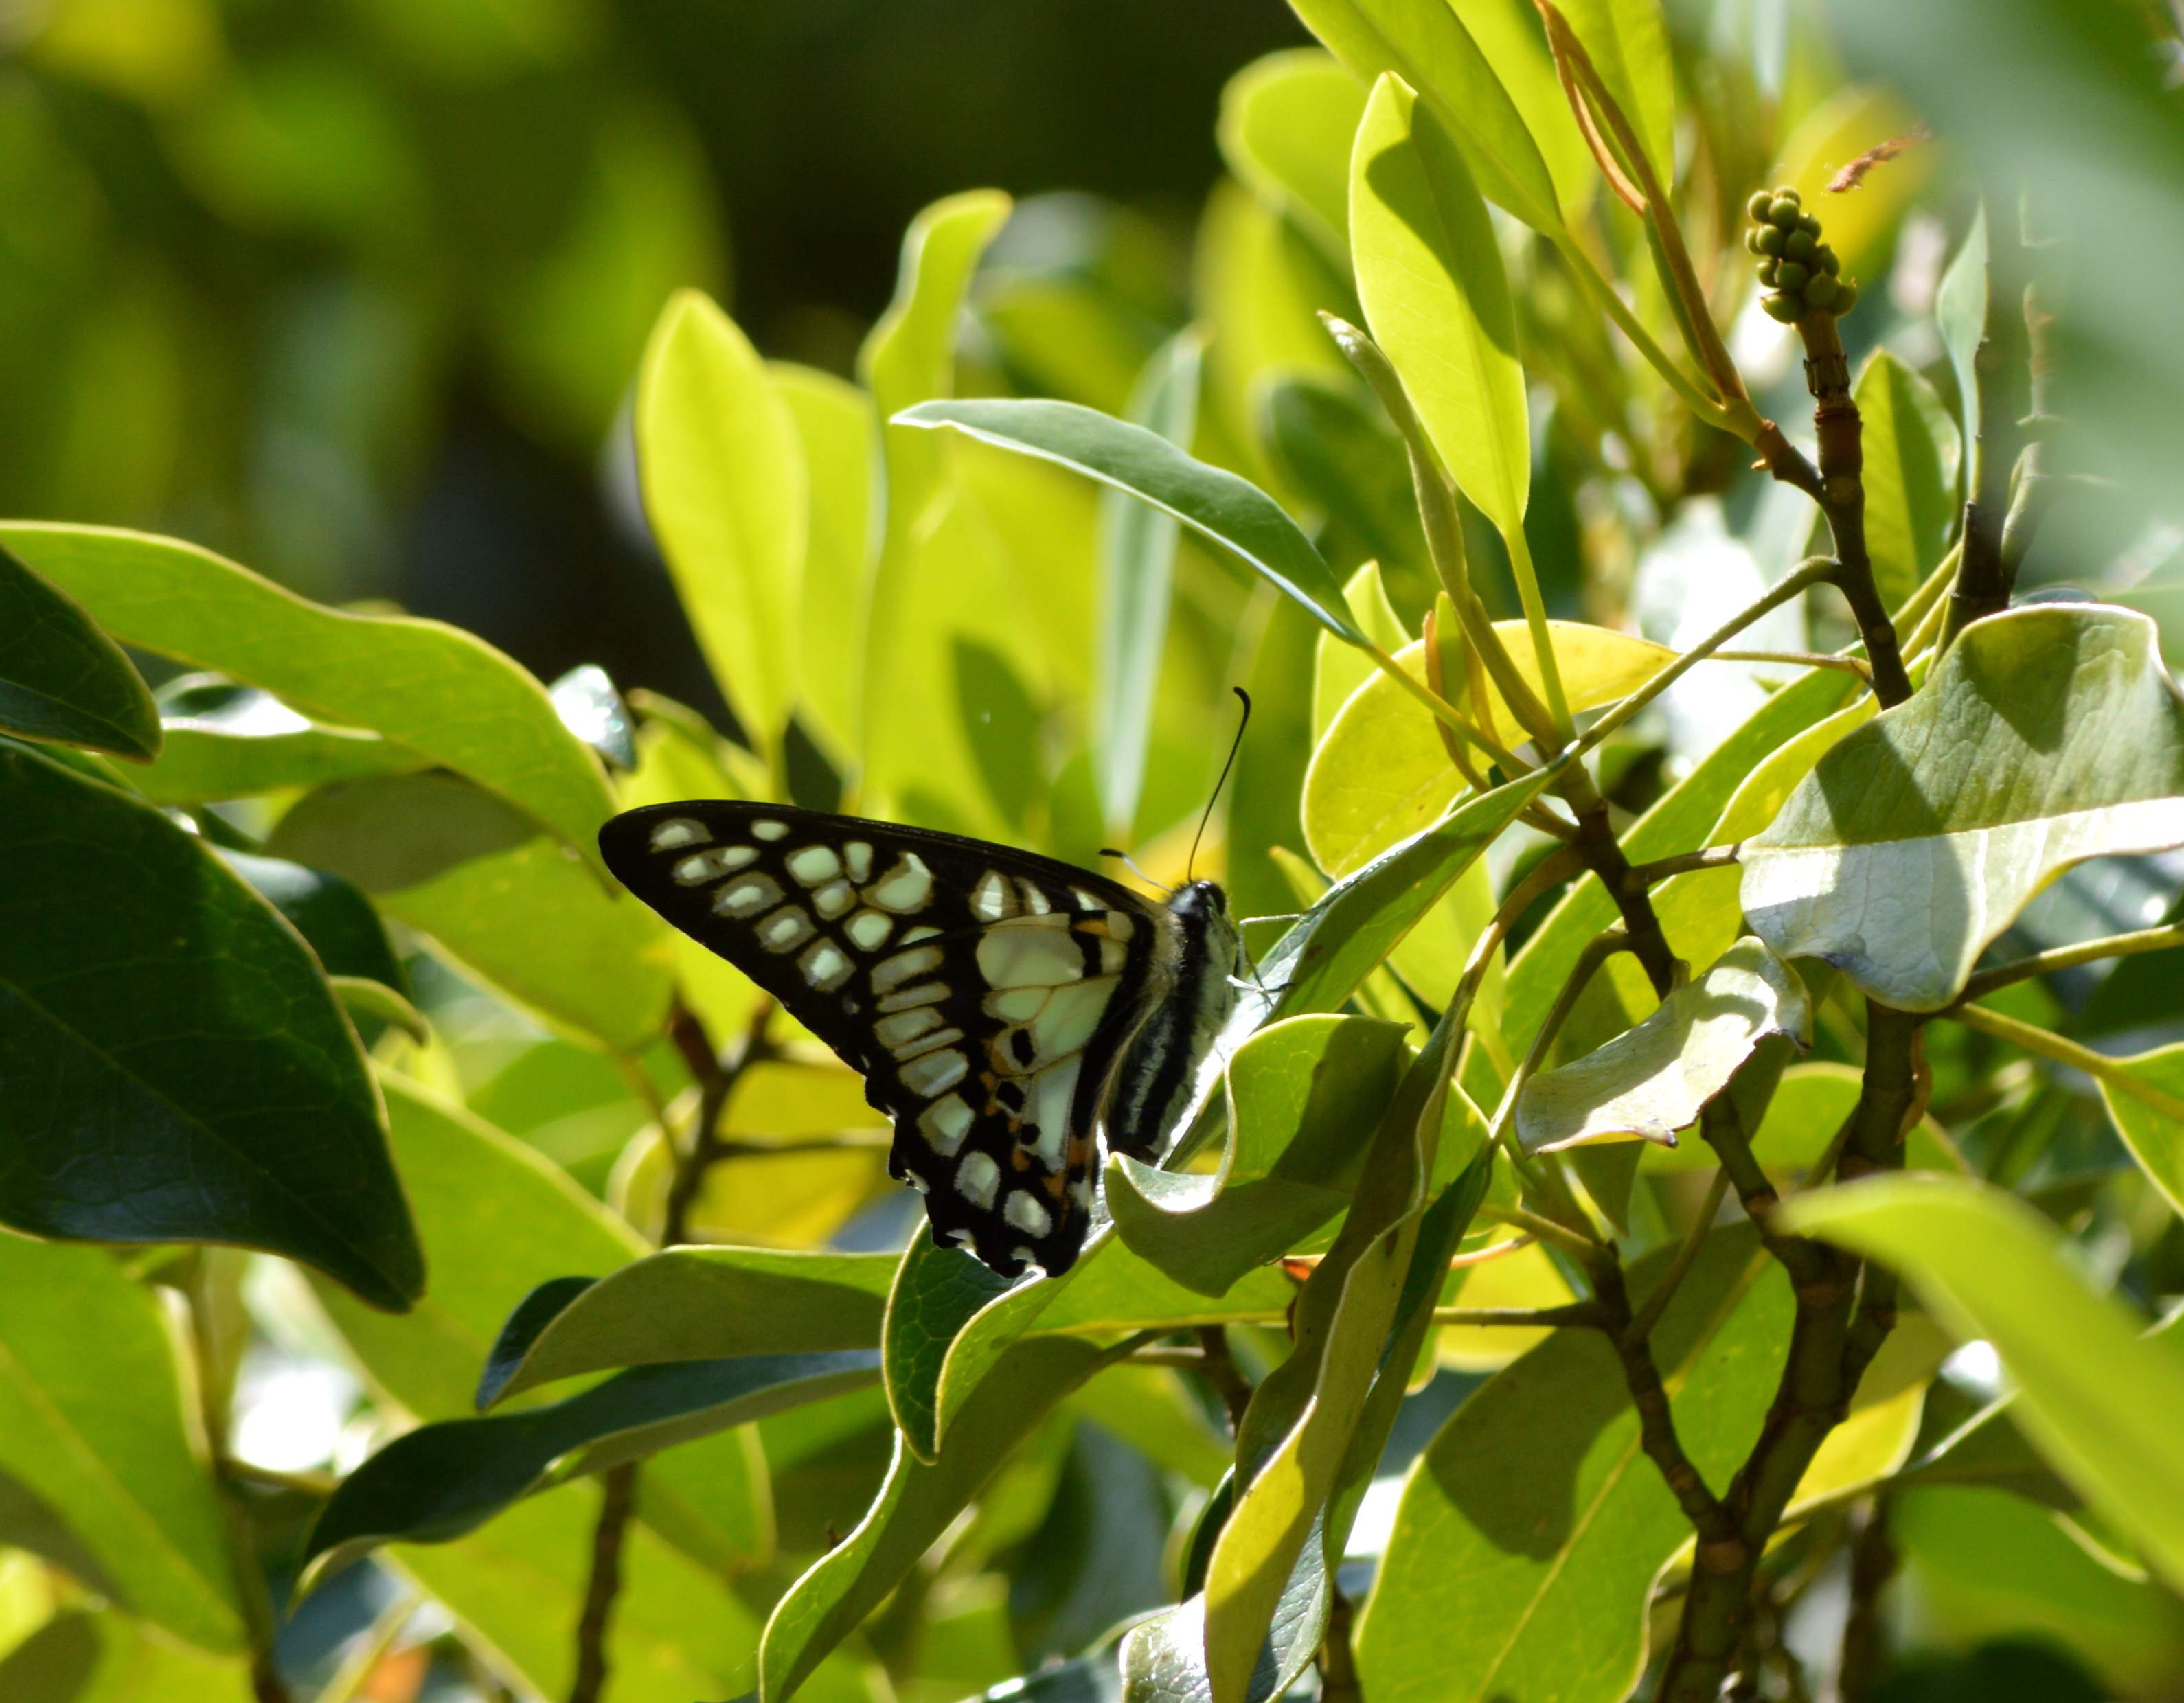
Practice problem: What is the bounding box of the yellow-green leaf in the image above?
[1218,49,1366,263]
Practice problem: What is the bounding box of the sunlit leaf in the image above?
[1217,49,1365,263]
[1743,606,2184,1011]
[1782,1175,2184,1590]
[2095,1042,2184,1218]
[1312,561,1409,742]
[774,362,878,765]
[1856,350,1960,613]
[1516,937,1811,1154]
[137,680,422,805]
[1556,0,1675,192]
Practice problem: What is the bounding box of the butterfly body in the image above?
[599,801,1243,1277]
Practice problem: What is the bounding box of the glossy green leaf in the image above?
[133,681,423,805]
[775,361,878,763]
[760,1336,1108,1703]
[0,744,419,1307]
[1936,207,1988,458]
[0,1237,244,1652]
[479,1248,898,1406]
[1096,332,1201,835]
[1856,350,1961,612]
[389,1482,768,1703]
[308,1351,878,1568]
[1120,1542,1327,1703]
[1357,1230,1784,1703]
[1350,74,1530,545]
[1447,0,1595,212]
[1516,937,1812,1154]
[312,1073,643,1422]
[897,398,1366,645]
[216,848,407,994]
[1743,606,2184,1011]
[1253,765,1559,1032]
[0,523,614,872]
[884,1237,1013,1462]
[271,770,673,1051]
[1288,0,1564,234]
[2095,1042,2184,1216]
[1782,1175,2184,1590]
[1305,621,1672,876]
[0,540,158,759]
[1218,49,1366,262]
[636,290,806,764]
[1108,1015,1410,1296]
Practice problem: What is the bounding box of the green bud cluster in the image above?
[1742,185,1858,323]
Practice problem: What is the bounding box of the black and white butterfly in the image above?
[599,803,1244,1277]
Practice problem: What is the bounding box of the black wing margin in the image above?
[599,801,1169,1276]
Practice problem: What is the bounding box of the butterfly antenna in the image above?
[1099,847,1173,894]
[1187,687,1252,884]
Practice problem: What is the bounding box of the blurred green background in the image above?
[0,0,1305,721]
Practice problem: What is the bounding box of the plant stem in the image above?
[1490,927,1630,1164]
[661,997,776,1246]
[1835,1497,1897,1702]
[1626,1167,1733,1343]
[1320,1578,1365,1703]
[1194,1325,1256,1434]
[1476,1202,1602,1261]
[1943,184,2034,650]
[1626,847,1741,885]
[568,1464,639,1703]
[1947,1003,2184,1121]
[1431,1301,1608,1327]
[1955,923,2184,1004]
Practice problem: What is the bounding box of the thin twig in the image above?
[1195,1325,1256,1435]
[568,1465,639,1703]
[1320,1578,1365,1703]
[1711,649,1872,679]
[1432,1301,1608,1328]
[1626,1167,1733,1344]
[1626,847,1742,886]
[1955,922,2184,1005]
[1476,1203,1604,1261]
[661,997,776,1246]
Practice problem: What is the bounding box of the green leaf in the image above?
[1269,385,1433,636]
[1217,49,1367,262]
[308,1351,878,1568]
[0,1237,245,1652]
[312,1073,642,1422]
[636,290,806,765]
[389,1482,769,1703]
[2095,1042,2184,1216]
[1095,332,1201,836]
[1253,764,1559,1022]
[896,398,1367,646]
[1780,1175,2184,1591]
[133,681,424,805]
[1288,0,1565,234]
[884,1237,1014,1463]
[1556,0,1676,192]
[760,1336,1108,1703]
[477,1248,898,1406]
[1644,1060,1967,1178]
[1936,207,1988,459]
[216,849,407,995]
[1743,606,2184,1010]
[1856,350,1961,612]
[1516,937,1812,1154]
[1120,1542,1327,1703]
[270,771,673,1051]
[1446,0,1595,213]
[1108,1014,1411,1296]
[1357,1229,1785,1703]
[0,1612,249,1701]
[0,523,615,873]
[0,541,159,759]
[0,744,420,1308]
[1350,74,1531,547]
[1305,621,1671,876]
[775,361,878,764]
[1312,561,1411,742]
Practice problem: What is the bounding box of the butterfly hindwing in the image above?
[599,802,1171,1276]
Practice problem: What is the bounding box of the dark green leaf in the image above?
[308,1352,878,1568]
[896,398,1367,645]
[1119,1530,1328,1703]
[216,849,407,994]
[883,1237,1013,1463]
[0,744,420,1308]
[0,541,159,759]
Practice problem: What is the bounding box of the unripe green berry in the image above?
[1816,244,1839,275]
[1746,190,1773,222]
[1776,260,1810,291]
[1773,184,1800,205]
[1756,256,1779,286]
[1784,229,1816,262]
[1802,272,1839,308]
[1753,225,1786,257]
[1832,279,1860,315]
[1744,227,1764,255]
[1767,195,1801,228]
[1762,293,1803,323]
[1797,212,1822,237]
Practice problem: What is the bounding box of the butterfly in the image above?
[599,803,1245,1277]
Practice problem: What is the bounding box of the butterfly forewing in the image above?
[599,801,1170,1276]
